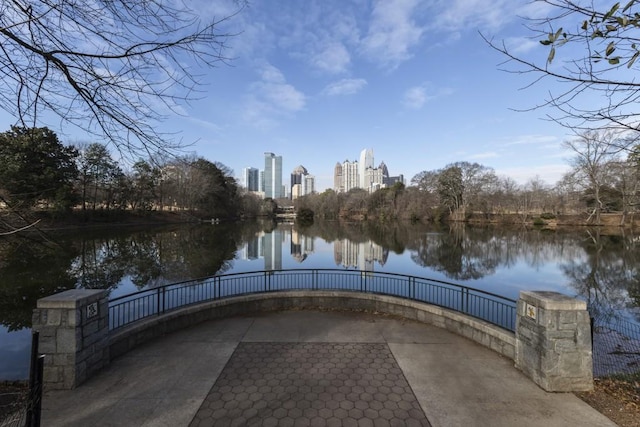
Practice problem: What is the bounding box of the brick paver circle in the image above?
[190,342,431,427]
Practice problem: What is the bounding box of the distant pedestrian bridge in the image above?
[108,269,517,360]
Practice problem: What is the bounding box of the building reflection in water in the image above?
[334,239,388,273]
[239,226,315,270]
[238,227,386,272]
[291,229,314,263]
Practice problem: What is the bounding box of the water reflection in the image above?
[560,229,640,320]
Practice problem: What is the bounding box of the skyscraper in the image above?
[290,165,307,199]
[242,167,259,192]
[264,152,283,199]
[342,159,359,192]
[334,162,343,193]
[359,148,374,189]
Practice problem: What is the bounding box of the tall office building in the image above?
[359,148,374,189]
[242,167,260,191]
[302,174,315,196]
[342,160,359,192]
[264,152,283,199]
[291,165,315,199]
[334,162,343,193]
[291,165,307,191]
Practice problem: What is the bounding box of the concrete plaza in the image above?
[41,310,615,426]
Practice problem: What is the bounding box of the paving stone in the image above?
[189,342,431,426]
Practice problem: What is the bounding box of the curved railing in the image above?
[108,269,517,332]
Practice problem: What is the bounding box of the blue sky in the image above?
[1,0,582,191]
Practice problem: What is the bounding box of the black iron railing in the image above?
[108,269,517,332]
[591,315,640,379]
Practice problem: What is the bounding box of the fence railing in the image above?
[109,269,517,332]
[591,315,640,380]
[0,332,43,427]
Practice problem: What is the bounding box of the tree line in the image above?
[296,130,640,226]
[0,126,266,231]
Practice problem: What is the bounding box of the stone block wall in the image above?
[515,291,593,392]
[32,289,109,390]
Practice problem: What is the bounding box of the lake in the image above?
[1,220,638,380]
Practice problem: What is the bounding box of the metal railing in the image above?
[0,332,43,427]
[591,315,640,379]
[109,269,517,332]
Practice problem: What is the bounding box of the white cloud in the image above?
[502,37,540,55]
[253,64,305,112]
[323,78,367,96]
[469,151,499,160]
[502,134,561,147]
[361,0,424,68]
[243,64,306,128]
[311,42,351,74]
[431,0,520,33]
[403,86,429,109]
[402,83,453,109]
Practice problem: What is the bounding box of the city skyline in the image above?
[1,1,592,192]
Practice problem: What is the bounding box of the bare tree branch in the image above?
[0,0,245,158]
[482,0,640,137]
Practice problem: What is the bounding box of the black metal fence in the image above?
[0,332,43,427]
[592,315,640,380]
[109,269,517,332]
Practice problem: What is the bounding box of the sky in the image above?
[1,0,589,191]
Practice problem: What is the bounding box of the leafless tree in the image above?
[563,129,627,224]
[0,0,244,157]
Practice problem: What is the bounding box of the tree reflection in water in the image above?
[2,221,639,334]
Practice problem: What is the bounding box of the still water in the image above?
[1,220,638,379]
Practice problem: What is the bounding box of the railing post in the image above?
[156,287,161,315]
[26,331,39,427]
[465,288,470,314]
[161,286,166,314]
[515,291,593,392]
[32,354,44,427]
[313,269,317,290]
[32,289,109,390]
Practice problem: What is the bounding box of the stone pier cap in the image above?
[519,290,587,311]
[37,289,104,308]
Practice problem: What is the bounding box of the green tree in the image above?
[129,160,160,211]
[0,126,78,210]
[190,159,240,218]
[76,143,122,212]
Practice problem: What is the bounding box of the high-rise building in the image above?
[359,148,374,189]
[291,165,307,191]
[291,165,315,199]
[302,175,315,196]
[342,159,359,192]
[242,167,259,192]
[334,162,343,193]
[264,152,283,199]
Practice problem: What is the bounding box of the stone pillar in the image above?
[515,291,593,392]
[32,289,109,390]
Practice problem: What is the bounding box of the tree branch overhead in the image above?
[0,0,244,157]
